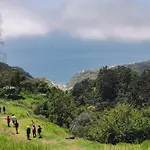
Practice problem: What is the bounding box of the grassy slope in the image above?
[0,98,150,150]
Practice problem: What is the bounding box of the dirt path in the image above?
[0,115,27,142]
[70,146,85,150]
[0,128,15,135]
[0,115,85,150]
[0,115,15,133]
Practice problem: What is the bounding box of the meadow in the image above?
[0,99,150,150]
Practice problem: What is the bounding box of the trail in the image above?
[0,116,15,135]
[0,114,85,150]
[0,115,30,143]
[71,146,84,150]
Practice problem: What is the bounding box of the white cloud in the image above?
[1,0,150,42]
[0,0,50,39]
[55,0,150,42]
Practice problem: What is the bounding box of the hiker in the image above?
[37,125,42,138]
[6,116,11,127]
[3,106,5,114]
[32,125,36,138]
[11,114,16,126]
[14,120,19,134]
[31,120,35,126]
[26,126,31,140]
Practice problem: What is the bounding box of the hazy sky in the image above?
[0,0,150,83]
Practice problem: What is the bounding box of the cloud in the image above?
[55,0,150,42]
[0,0,50,39]
[1,0,150,42]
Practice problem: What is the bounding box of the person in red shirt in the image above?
[6,116,10,127]
[32,125,36,138]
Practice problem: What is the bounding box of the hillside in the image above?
[66,69,100,89]
[35,77,54,87]
[124,60,150,74]
[0,62,32,79]
[66,60,150,89]
[0,62,56,93]
[0,97,149,150]
[1,61,150,149]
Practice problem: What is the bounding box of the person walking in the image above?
[14,120,19,134]
[32,125,36,138]
[26,126,31,140]
[37,125,42,138]
[31,120,35,126]
[11,114,16,126]
[3,106,5,114]
[6,116,11,127]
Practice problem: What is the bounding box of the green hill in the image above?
[0,62,150,149]
[66,69,100,89]
[0,62,54,95]
[0,97,148,150]
[0,62,32,79]
[66,60,150,89]
[124,60,150,74]
[35,77,54,88]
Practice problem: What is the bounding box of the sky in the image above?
[0,0,150,83]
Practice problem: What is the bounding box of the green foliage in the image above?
[96,66,118,102]
[71,66,139,110]
[85,104,150,144]
[60,66,150,144]
[96,66,138,106]
[72,79,96,106]
[48,94,76,128]
[3,61,150,146]
[0,62,53,96]
[34,87,76,128]
[70,112,93,137]
[66,69,99,89]
[67,60,150,89]
[126,60,150,74]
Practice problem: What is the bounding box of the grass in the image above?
[0,99,150,150]
[0,134,69,150]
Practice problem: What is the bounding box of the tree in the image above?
[72,79,96,106]
[48,94,76,128]
[96,67,118,103]
[132,69,150,107]
[85,104,150,144]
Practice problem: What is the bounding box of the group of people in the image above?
[6,114,19,134]
[0,106,6,114]
[26,123,42,140]
[5,113,42,140]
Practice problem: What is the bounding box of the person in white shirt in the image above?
[11,114,16,126]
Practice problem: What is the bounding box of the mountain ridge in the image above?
[2,60,150,91]
[65,60,150,89]
[0,62,33,79]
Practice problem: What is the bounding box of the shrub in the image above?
[70,112,93,137]
[85,103,150,144]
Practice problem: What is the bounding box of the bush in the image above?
[70,112,93,137]
[85,103,150,144]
